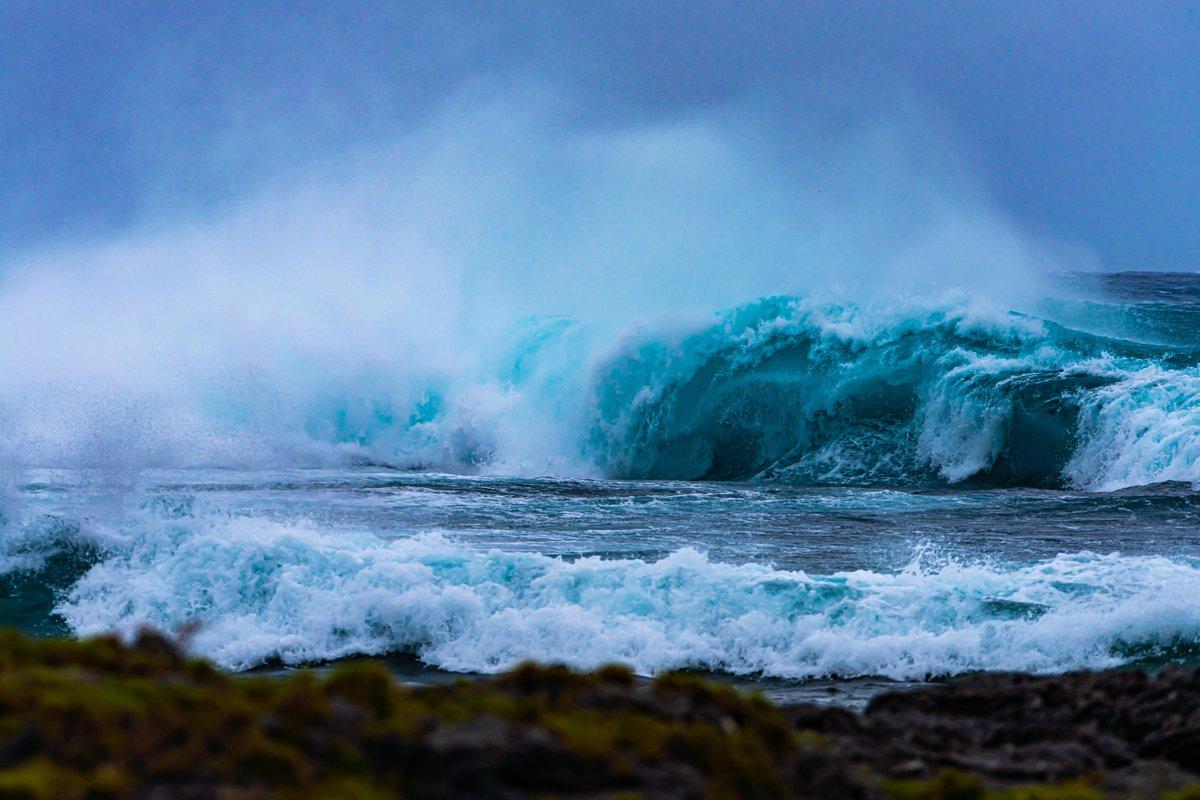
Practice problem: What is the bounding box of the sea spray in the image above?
[0,91,1058,475]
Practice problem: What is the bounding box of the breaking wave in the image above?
[586,294,1200,491]
[2,290,1199,492]
[38,511,1200,678]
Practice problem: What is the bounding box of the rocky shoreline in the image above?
[0,629,1197,798]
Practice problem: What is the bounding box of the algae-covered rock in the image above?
[0,629,852,799]
[0,629,1196,798]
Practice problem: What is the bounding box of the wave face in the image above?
[583,291,1200,491]
[270,276,1200,492]
[40,510,1200,678]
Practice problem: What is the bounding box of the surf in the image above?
[31,508,1200,678]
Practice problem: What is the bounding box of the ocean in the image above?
[3,271,1199,705]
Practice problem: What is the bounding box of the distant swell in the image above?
[48,514,1200,677]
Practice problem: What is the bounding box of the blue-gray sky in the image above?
[3,1,1198,270]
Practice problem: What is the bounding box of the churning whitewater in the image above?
[2,273,1200,686]
[6,475,1200,681]
[53,519,1200,678]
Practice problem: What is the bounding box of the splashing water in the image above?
[2,93,1199,695]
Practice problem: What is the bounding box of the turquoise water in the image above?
[3,272,1200,701]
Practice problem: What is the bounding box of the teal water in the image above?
[3,272,1200,703]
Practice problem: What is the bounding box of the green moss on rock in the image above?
[0,630,834,799]
[883,770,1105,800]
[0,629,1191,799]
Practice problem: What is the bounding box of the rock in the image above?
[0,629,1199,797]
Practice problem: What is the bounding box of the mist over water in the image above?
[0,88,1060,474]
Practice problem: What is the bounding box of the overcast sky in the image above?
[3,1,1197,271]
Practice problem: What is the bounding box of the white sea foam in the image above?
[1067,366,1200,491]
[56,514,1200,677]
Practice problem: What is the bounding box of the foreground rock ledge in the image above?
[0,630,1198,798]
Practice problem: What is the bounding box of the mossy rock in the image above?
[0,629,1193,799]
[882,770,1106,800]
[0,630,837,798]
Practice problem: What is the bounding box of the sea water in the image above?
[3,272,1200,704]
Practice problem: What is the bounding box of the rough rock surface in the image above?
[0,629,1198,798]
[795,667,1200,798]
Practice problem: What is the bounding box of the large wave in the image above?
[584,294,1200,491]
[0,94,1195,490]
[246,291,1200,492]
[0,90,1099,483]
[1,290,1198,491]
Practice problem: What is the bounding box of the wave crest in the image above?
[1,290,1198,491]
[587,297,1199,490]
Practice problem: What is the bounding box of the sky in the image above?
[2,1,1198,272]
